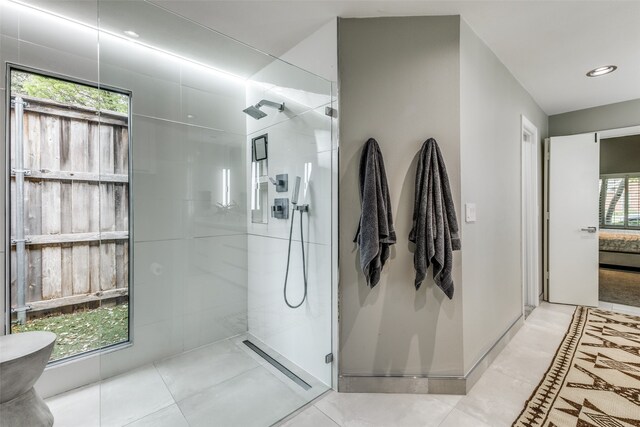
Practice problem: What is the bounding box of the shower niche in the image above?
[251,134,270,224]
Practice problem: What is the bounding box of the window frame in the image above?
[599,172,640,230]
[4,63,134,365]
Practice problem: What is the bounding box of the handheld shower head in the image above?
[291,176,301,205]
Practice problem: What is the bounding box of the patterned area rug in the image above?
[513,306,640,427]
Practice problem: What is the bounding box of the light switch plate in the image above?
[465,203,477,223]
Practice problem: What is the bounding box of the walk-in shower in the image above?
[1,1,336,426]
[243,99,285,120]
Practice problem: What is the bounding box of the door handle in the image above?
[580,226,597,233]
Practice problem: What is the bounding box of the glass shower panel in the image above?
[95,1,334,425]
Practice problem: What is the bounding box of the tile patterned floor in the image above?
[47,302,638,427]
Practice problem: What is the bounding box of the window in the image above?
[599,174,640,229]
[7,67,131,362]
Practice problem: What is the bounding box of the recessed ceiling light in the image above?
[123,30,139,38]
[586,65,617,77]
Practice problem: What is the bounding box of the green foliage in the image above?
[11,71,129,114]
[13,303,129,361]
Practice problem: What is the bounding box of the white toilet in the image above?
[0,331,56,427]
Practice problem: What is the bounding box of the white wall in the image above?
[246,20,336,386]
[459,20,548,372]
[0,1,250,396]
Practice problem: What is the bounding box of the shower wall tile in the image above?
[100,34,181,84]
[180,62,246,101]
[0,36,20,90]
[100,317,185,379]
[133,196,185,242]
[12,37,99,83]
[15,5,98,62]
[181,85,246,134]
[247,234,332,385]
[0,3,19,41]
[248,58,333,108]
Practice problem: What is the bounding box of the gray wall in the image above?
[601,135,640,174]
[338,15,550,379]
[459,21,548,372]
[338,16,464,377]
[549,98,640,136]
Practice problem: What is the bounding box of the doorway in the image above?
[598,134,640,308]
[545,126,640,311]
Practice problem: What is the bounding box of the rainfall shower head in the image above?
[242,99,285,120]
[243,105,268,120]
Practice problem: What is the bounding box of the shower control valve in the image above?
[272,198,290,219]
[269,174,288,192]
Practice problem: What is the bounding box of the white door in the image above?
[548,133,599,307]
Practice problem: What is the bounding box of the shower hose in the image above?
[283,206,308,308]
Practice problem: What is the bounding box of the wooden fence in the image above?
[9,96,129,314]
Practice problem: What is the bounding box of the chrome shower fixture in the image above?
[243,99,285,120]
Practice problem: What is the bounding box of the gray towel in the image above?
[409,138,461,298]
[354,138,396,287]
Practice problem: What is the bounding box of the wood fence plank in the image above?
[60,183,72,234]
[28,288,128,313]
[100,243,116,291]
[90,243,100,293]
[114,127,128,174]
[88,123,100,174]
[69,120,88,172]
[42,247,62,299]
[40,114,61,171]
[88,182,100,232]
[24,104,127,126]
[115,241,124,291]
[61,244,73,297]
[42,181,61,234]
[60,118,71,171]
[101,183,116,232]
[72,244,90,294]
[41,179,62,301]
[25,181,42,236]
[27,247,42,302]
[100,125,114,175]
[115,184,125,231]
[18,231,129,245]
[24,111,41,171]
[25,170,128,183]
[72,182,90,233]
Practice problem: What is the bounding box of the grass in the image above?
[13,304,129,361]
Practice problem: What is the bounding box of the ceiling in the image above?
[151,0,640,116]
[16,0,640,115]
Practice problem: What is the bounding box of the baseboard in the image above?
[338,315,524,395]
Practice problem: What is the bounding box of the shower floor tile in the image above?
[154,339,260,402]
[177,366,306,427]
